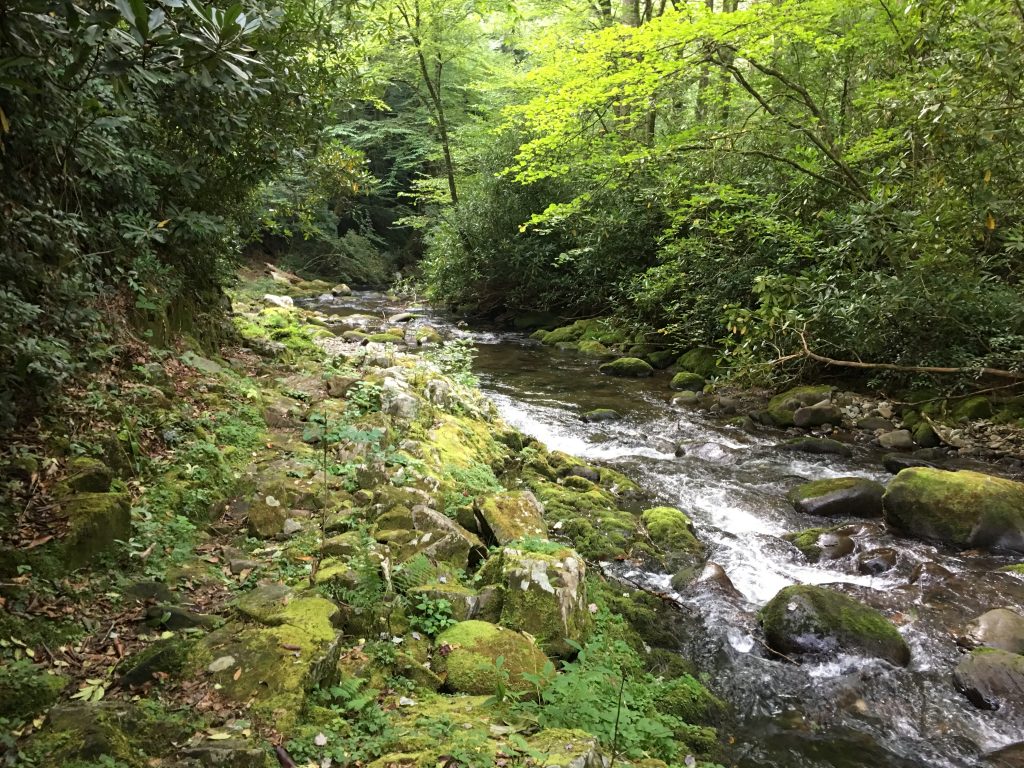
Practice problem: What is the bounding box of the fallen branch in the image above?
[795,332,1024,381]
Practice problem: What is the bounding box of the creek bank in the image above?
[1,271,727,768]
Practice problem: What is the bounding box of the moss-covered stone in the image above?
[783,526,855,562]
[763,385,834,427]
[527,478,636,560]
[953,396,993,422]
[59,491,131,570]
[0,660,67,718]
[475,491,547,546]
[676,348,718,379]
[654,674,726,725]
[953,647,1024,710]
[494,546,591,658]
[669,372,705,392]
[433,620,550,696]
[598,357,654,378]
[577,340,612,358]
[883,467,1024,552]
[64,457,114,493]
[641,507,702,554]
[760,585,909,665]
[581,408,621,423]
[786,477,884,518]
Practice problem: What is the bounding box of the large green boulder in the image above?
[0,660,67,718]
[883,468,1024,552]
[598,357,654,378]
[59,492,131,570]
[760,585,910,665]
[577,340,612,358]
[762,385,834,427]
[434,620,550,696]
[953,396,993,422]
[641,507,703,556]
[64,457,114,493]
[670,372,705,392]
[787,477,885,518]
[676,347,718,379]
[487,545,591,658]
[474,491,547,546]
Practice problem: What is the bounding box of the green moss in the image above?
[576,339,612,358]
[760,585,909,665]
[883,467,1024,550]
[59,492,131,571]
[0,660,67,719]
[669,372,705,392]
[525,729,600,766]
[641,507,701,554]
[655,674,725,725]
[476,491,547,545]
[676,348,718,379]
[783,527,828,560]
[953,395,993,421]
[366,331,406,344]
[598,357,654,378]
[528,479,636,560]
[433,620,550,696]
[1000,563,1024,574]
[764,385,834,427]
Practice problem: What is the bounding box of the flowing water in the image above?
[303,291,1024,768]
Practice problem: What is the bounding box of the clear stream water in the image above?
[303,291,1024,768]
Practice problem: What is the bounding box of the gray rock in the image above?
[959,609,1024,654]
[787,477,885,518]
[331,283,352,296]
[878,429,915,450]
[262,293,294,308]
[882,453,943,475]
[793,401,844,428]
[954,648,1024,711]
[777,437,853,457]
[858,547,898,575]
[858,416,894,432]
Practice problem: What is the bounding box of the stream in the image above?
[302,291,1024,768]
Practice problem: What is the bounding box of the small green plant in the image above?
[423,338,478,387]
[346,381,383,415]
[408,595,456,637]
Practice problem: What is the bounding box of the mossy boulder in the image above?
[763,385,834,428]
[669,372,705,392]
[581,408,621,423]
[527,478,636,561]
[954,647,1024,711]
[787,477,885,518]
[646,350,677,370]
[760,585,909,665]
[59,492,131,570]
[434,620,550,696]
[0,660,67,718]
[777,437,853,458]
[598,357,654,378]
[64,457,114,493]
[953,396,993,422]
[654,674,726,725]
[642,507,702,553]
[883,468,1024,552]
[577,340,612,358]
[492,546,591,658]
[960,609,1024,654]
[474,491,547,546]
[676,348,718,379]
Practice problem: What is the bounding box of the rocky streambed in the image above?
[300,289,1024,768]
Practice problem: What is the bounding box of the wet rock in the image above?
[881,453,943,475]
[331,283,351,296]
[784,527,855,562]
[913,421,941,448]
[953,648,1024,711]
[908,561,955,589]
[598,357,654,378]
[760,584,910,665]
[577,339,612,358]
[671,390,701,407]
[776,437,853,458]
[642,507,703,561]
[857,547,898,575]
[390,312,416,323]
[676,347,718,379]
[670,371,705,392]
[858,416,894,432]
[762,385,835,427]
[787,477,885,518]
[489,546,591,657]
[581,408,621,423]
[694,561,742,598]
[987,742,1024,767]
[883,468,1024,552]
[878,429,915,450]
[959,609,1024,654]
[434,620,550,696]
[474,491,547,546]
[793,401,843,428]
[416,326,443,346]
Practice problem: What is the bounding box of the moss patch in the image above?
[434,620,550,696]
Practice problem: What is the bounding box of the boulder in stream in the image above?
[761,385,835,427]
[793,401,843,428]
[669,371,705,392]
[598,357,654,378]
[776,437,853,458]
[959,608,1024,655]
[760,584,910,665]
[883,467,1024,552]
[953,647,1024,711]
[787,477,885,518]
